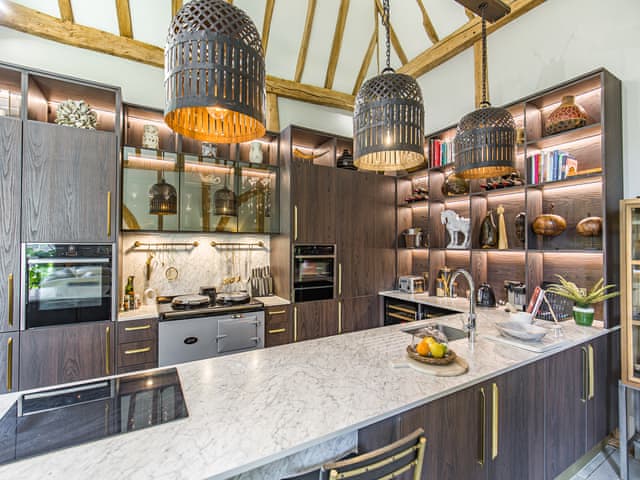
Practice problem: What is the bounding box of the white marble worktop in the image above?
[117,304,159,321]
[254,295,291,307]
[379,290,469,312]
[0,305,612,480]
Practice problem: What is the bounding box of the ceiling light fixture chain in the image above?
[481,5,489,106]
[383,0,391,72]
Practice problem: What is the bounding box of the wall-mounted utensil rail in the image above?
[210,241,265,248]
[132,241,199,250]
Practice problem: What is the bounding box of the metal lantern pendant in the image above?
[149,178,178,215]
[353,0,425,172]
[214,172,237,216]
[164,0,266,143]
[453,8,515,180]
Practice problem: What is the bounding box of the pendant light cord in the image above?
[481,6,490,107]
[382,0,392,73]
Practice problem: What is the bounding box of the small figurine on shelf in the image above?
[497,205,509,250]
[202,142,217,158]
[249,141,264,163]
[441,210,470,249]
[142,124,159,149]
[515,212,526,245]
[480,210,498,249]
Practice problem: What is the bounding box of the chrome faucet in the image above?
[448,268,476,347]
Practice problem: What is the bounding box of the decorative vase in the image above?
[573,306,595,326]
[515,212,526,244]
[442,171,469,196]
[532,203,567,237]
[202,142,217,158]
[576,215,602,237]
[249,141,263,163]
[55,99,97,129]
[337,148,356,170]
[142,124,159,149]
[480,210,498,248]
[545,95,588,135]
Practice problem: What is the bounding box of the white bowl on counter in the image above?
[509,311,534,324]
[495,320,547,342]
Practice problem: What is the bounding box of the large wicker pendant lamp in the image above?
[353,0,425,172]
[453,0,516,179]
[164,0,266,143]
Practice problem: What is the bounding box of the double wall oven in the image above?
[21,244,115,329]
[293,245,336,302]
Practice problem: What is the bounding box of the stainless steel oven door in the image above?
[216,311,264,355]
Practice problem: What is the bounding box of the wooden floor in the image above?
[570,446,640,479]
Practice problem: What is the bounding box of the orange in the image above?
[416,338,430,356]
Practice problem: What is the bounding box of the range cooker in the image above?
[157,295,265,367]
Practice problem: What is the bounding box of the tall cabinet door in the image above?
[294,300,338,342]
[340,296,379,333]
[291,161,336,244]
[0,117,21,333]
[374,175,397,292]
[22,121,117,243]
[0,332,19,394]
[336,169,376,298]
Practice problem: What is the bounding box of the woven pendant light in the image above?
[453,5,516,180]
[149,178,178,215]
[353,0,425,172]
[164,0,266,143]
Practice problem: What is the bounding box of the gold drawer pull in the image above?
[7,273,13,327]
[268,328,286,334]
[588,344,595,400]
[492,383,499,460]
[106,191,112,238]
[106,326,111,375]
[338,301,342,334]
[124,324,152,332]
[294,205,298,241]
[294,307,298,342]
[7,337,13,391]
[478,387,486,466]
[268,310,287,315]
[125,347,152,355]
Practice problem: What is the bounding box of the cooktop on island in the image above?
[0,368,188,466]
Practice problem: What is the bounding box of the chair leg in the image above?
[413,436,427,480]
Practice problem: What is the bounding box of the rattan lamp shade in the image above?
[353,71,425,172]
[164,0,266,143]
[149,178,178,215]
[453,106,516,179]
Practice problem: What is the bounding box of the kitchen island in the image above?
[0,297,617,479]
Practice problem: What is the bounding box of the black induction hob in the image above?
[0,368,188,466]
[157,296,264,321]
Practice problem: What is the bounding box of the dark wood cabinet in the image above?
[374,175,397,292]
[341,296,379,333]
[22,121,117,243]
[20,321,114,390]
[0,332,19,394]
[0,117,21,333]
[294,300,338,342]
[291,161,336,244]
[116,318,158,374]
[265,305,292,347]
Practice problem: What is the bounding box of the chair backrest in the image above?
[322,428,426,480]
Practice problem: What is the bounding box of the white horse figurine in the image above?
[441,210,471,249]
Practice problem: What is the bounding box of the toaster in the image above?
[398,276,425,294]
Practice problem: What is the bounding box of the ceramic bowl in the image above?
[509,311,534,324]
[495,321,547,342]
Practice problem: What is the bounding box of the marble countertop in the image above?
[254,295,291,307]
[379,291,469,312]
[117,304,159,321]
[0,304,612,480]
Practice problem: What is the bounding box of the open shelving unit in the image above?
[397,69,622,327]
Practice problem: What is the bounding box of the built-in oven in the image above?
[22,244,114,329]
[293,245,335,302]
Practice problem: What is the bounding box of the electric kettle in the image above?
[476,283,496,307]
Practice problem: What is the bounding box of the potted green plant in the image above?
[546,275,619,326]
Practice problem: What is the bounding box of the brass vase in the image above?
[545,95,588,135]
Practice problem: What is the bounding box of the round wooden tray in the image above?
[406,345,457,366]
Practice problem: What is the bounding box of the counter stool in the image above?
[322,428,426,480]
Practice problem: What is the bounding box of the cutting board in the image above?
[484,333,571,353]
[405,355,469,377]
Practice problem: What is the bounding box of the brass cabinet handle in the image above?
[105,326,111,375]
[338,301,342,334]
[294,205,298,241]
[388,304,416,315]
[479,387,486,466]
[294,307,298,342]
[267,310,287,315]
[581,346,588,403]
[387,312,415,322]
[268,328,286,334]
[6,337,13,391]
[124,324,151,332]
[124,347,151,355]
[492,383,499,460]
[588,344,595,400]
[7,273,13,327]
[338,263,342,296]
[106,191,112,238]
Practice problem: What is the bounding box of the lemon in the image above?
[430,342,446,358]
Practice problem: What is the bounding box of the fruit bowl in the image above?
[406,344,457,365]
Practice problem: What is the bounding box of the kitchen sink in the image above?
[402,323,467,342]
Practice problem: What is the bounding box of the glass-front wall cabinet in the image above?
[122,148,279,233]
[621,199,640,387]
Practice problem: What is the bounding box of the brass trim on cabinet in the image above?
[338,301,342,334]
[492,383,499,460]
[387,312,415,322]
[124,347,151,355]
[124,324,151,332]
[581,346,588,403]
[294,307,298,342]
[479,387,486,466]
[588,344,595,400]
[388,304,417,315]
[106,326,111,375]
[7,273,13,327]
[338,263,342,296]
[6,337,12,391]
[268,328,286,334]
[294,205,298,241]
[267,310,287,315]
[107,191,112,238]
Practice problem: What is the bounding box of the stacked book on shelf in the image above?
[428,138,454,168]
[527,150,577,184]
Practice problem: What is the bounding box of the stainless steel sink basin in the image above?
[402,323,467,342]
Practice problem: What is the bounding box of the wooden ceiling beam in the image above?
[398,0,545,78]
[171,0,183,17]
[374,0,408,65]
[266,92,280,132]
[415,0,439,44]
[465,8,475,20]
[0,2,354,111]
[352,25,377,95]
[57,0,74,23]
[115,0,133,39]
[324,0,350,89]
[261,0,276,55]
[294,0,317,83]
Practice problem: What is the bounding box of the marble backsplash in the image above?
[120,232,270,302]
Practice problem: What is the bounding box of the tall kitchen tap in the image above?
[448,268,476,347]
